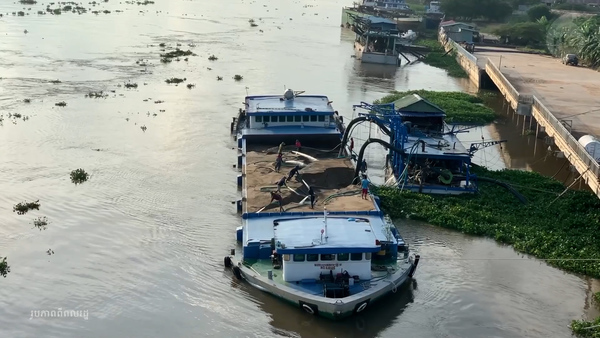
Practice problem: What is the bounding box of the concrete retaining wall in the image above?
[438,32,481,87]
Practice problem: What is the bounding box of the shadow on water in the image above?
[231,276,416,338]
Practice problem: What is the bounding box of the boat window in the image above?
[307,254,319,261]
[350,253,362,261]
[337,253,349,261]
[293,254,305,262]
[302,115,309,122]
[287,115,294,122]
[283,254,290,261]
[279,116,286,122]
[310,115,317,122]
[294,115,302,122]
[365,253,372,260]
[318,115,325,122]
[264,116,270,123]
[320,254,335,261]
[255,116,263,122]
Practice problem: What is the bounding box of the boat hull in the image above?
[354,41,399,66]
[227,254,419,319]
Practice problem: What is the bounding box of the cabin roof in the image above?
[393,94,447,117]
[273,216,382,254]
[245,95,335,115]
[365,15,396,25]
[403,132,471,160]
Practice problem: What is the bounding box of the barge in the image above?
[226,89,420,319]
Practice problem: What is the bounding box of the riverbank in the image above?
[374,90,496,124]
[373,166,600,278]
[414,38,468,78]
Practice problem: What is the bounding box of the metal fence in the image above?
[485,59,519,102]
[532,97,600,178]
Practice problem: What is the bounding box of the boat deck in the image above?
[243,145,376,214]
[245,258,404,297]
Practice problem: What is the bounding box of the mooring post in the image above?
[536,122,540,138]
[529,115,533,130]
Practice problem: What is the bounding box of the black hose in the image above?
[340,117,392,156]
[354,138,409,180]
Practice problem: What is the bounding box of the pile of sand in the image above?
[244,148,374,213]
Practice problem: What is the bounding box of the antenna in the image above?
[245,86,249,96]
[323,207,328,243]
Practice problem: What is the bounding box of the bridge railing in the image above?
[485,59,519,102]
[532,97,600,178]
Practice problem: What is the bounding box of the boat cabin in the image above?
[244,90,338,130]
[272,216,384,283]
[392,93,446,134]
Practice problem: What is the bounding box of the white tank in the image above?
[283,89,294,100]
[578,135,600,162]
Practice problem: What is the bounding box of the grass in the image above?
[373,166,600,278]
[374,90,496,124]
[414,38,468,78]
[13,200,41,215]
[70,168,89,184]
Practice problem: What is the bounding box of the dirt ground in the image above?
[243,146,375,213]
[474,47,600,138]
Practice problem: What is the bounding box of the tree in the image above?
[528,4,552,22]
[441,0,513,21]
[484,0,513,22]
[565,16,600,67]
[493,22,546,46]
[0,257,9,278]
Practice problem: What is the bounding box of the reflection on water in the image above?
[0,0,596,337]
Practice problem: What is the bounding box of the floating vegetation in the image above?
[20,0,37,4]
[0,257,9,278]
[154,100,164,104]
[571,317,600,337]
[70,168,89,184]
[140,125,147,132]
[32,216,49,231]
[233,75,243,81]
[160,58,172,63]
[85,91,108,98]
[208,55,218,61]
[53,9,61,15]
[46,249,54,256]
[375,90,496,124]
[13,200,41,215]
[165,77,186,84]
[55,101,67,107]
[373,166,600,278]
[187,83,195,89]
[251,23,258,27]
[414,38,467,78]
[124,82,138,89]
[160,48,194,59]
[50,79,61,84]
[217,76,223,81]
[13,113,23,118]
[23,98,31,103]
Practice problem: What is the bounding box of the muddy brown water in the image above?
[0,1,598,337]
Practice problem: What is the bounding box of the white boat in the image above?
[226,89,420,319]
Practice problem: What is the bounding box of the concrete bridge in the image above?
[438,33,600,198]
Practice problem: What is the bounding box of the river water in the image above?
[0,1,598,337]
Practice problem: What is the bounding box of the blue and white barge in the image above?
[225,89,420,319]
